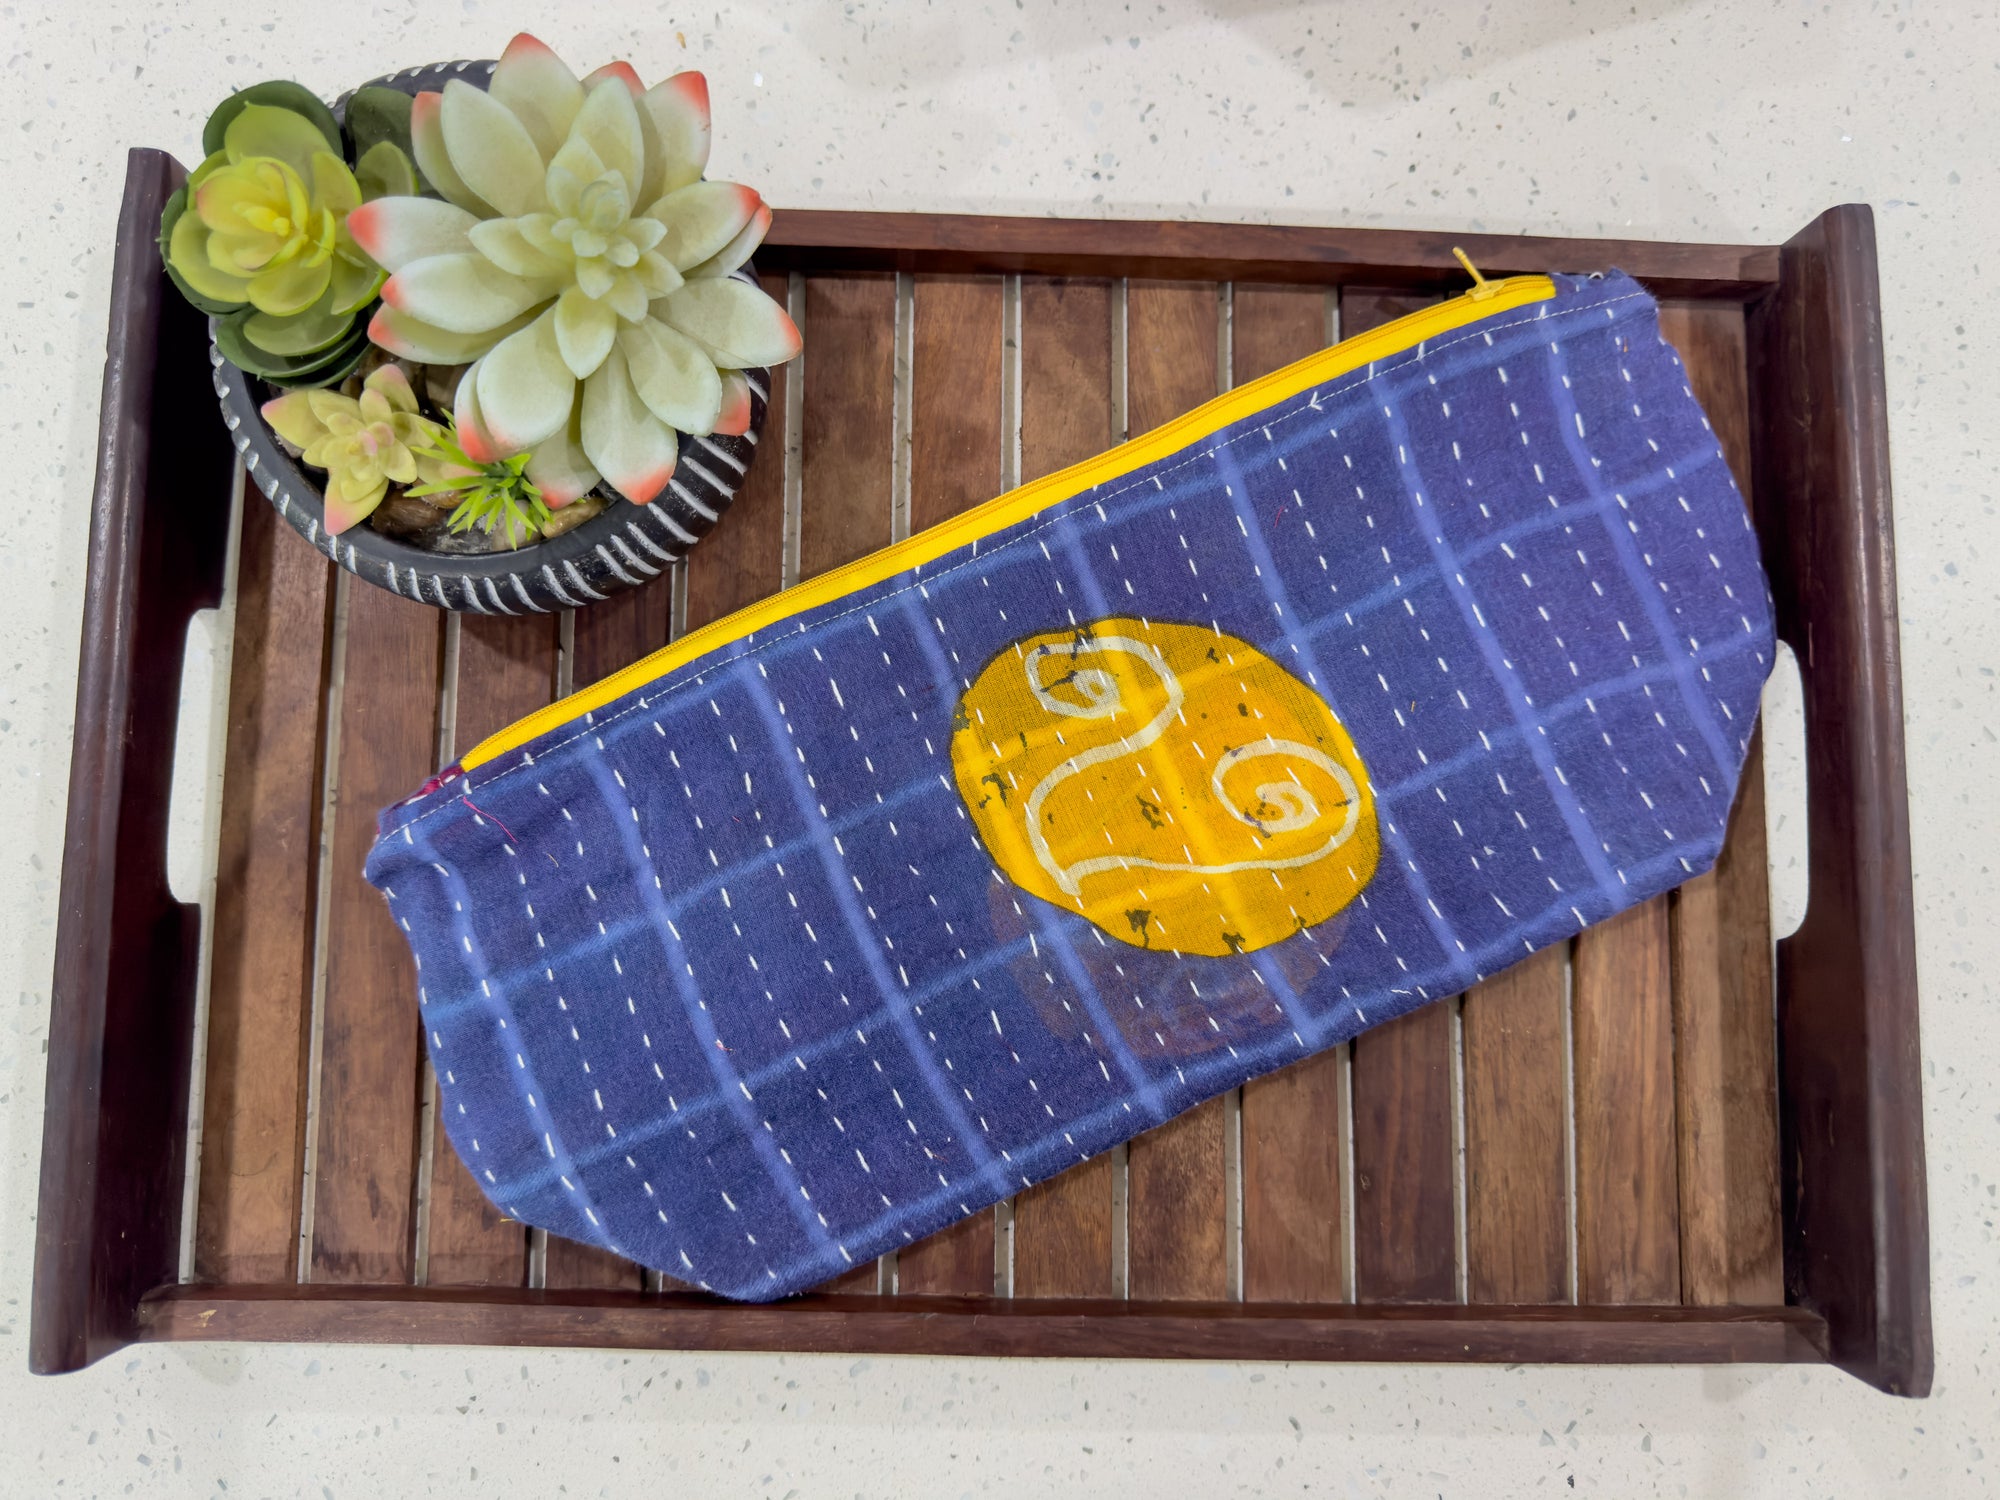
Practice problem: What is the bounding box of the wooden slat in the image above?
[1123,279,1229,1302]
[1461,947,1569,1304]
[800,274,895,582]
[1656,300,1781,1305]
[1241,1056,1343,1303]
[797,272,897,1292]
[1672,737,1780,1304]
[196,491,333,1283]
[1339,286,1458,1306]
[309,585,442,1283]
[1573,897,1682,1304]
[897,274,1004,1297]
[685,275,790,634]
[420,613,556,1290]
[1009,275,1119,1299]
[1350,1004,1457,1302]
[569,572,671,691]
[1231,283,1347,1303]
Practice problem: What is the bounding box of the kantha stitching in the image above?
[387,285,1650,834]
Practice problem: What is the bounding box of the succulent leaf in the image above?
[522,405,601,507]
[345,87,417,166]
[581,343,678,503]
[383,252,556,335]
[618,316,722,435]
[326,253,384,317]
[224,102,337,181]
[440,80,549,218]
[246,253,332,318]
[452,357,502,463]
[566,80,645,200]
[648,180,761,271]
[164,188,254,307]
[660,276,802,368]
[244,287,356,356]
[368,302,536,364]
[202,80,342,160]
[685,201,771,281]
[347,195,478,273]
[217,313,370,387]
[490,33,585,162]
[347,198,472,277]
[554,285,619,379]
[642,74,711,197]
[467,216,571,278]
[354,139,418,202]
[713,369,754,436]
[583,60,646,94]
[476,305,577,451]
[409,91,491,217]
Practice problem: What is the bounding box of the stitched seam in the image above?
[387,285,1649,833]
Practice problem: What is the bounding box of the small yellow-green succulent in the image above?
[161,81,419,386]
[261,364,458,533]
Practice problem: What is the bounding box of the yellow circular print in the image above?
[951,618,1379,957]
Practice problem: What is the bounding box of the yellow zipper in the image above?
[461,267,1555,772]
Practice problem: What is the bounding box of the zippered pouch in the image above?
[368,267,1775,1298]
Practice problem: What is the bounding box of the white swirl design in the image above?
[1020,637,1364,897]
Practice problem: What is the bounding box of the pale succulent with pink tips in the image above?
[348,33,798,507]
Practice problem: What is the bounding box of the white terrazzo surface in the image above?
[2,2,1994,1494]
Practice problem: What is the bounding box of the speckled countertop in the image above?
[2,2,1993,1495]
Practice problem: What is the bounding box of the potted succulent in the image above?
[165,35,801,612]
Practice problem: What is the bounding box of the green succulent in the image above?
[409,424,555,550]
[160,81,420,387]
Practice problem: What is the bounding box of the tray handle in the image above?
[1747,204,1932,1396]
[30,149,235,1373]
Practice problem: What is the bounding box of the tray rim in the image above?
[31,153,1929,1395]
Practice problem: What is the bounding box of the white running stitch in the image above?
[389,286,1650,833]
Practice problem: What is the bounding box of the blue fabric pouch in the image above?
[368,268,1775,1298]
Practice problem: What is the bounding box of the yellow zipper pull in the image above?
[1452,246,1501,300]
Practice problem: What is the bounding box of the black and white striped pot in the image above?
[209,58,768,615]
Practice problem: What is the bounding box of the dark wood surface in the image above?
[800,275,895,582]
[138,1282,1829,1366]
[37,187,1924,1388]
[1572,897,1682,1305]
[308,585,441,1284]
[1656,299,1785,1309]
[760,210,1780,298]
[196,494,332,1285]
[31,149,235,1372]
[1462,947,1570,1305]
[1747,205,1931,1396]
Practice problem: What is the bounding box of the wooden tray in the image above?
[32,150,1932,1394]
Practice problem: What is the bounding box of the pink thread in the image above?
[460,794,520,845]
